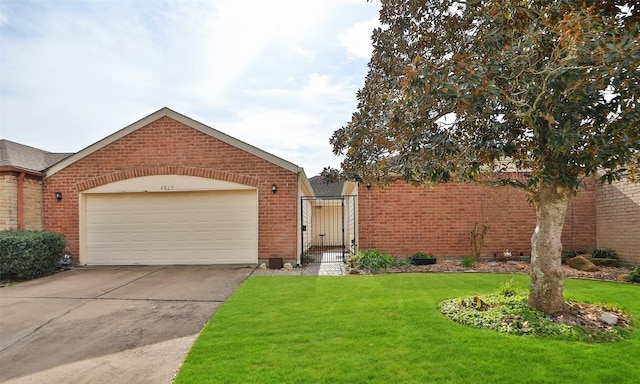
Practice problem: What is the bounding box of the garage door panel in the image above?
[85,190,258,265]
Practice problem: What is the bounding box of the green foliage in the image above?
[177,274,640,383]
[499,279,518,297]
[461,257,476,268]
[0,230,65,280]
[591,248,618,259]
[627,267,640,283]
[412,251,434,259]
[327,1,640,191]
[564,248,618,259]
[440,294,631,343]
[563,249,588,258]
[325,0,640,316]
[393,257,411,267]
[351,249,394,271]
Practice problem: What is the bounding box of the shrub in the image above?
[564,248,618,259]
[499,279,517,297]
[627,267,640,283]
[351,250,394,271]
[591,248,618,259]
[440,294,631,342]
[462,257,476,268]
[563,250,587,259]
[393,257,411,267]
[0,230,65,280]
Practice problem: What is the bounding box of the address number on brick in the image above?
[160,185,174,191]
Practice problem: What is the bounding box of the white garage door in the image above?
[85,190,258,265]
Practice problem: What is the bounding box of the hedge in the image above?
[0,230,65,280]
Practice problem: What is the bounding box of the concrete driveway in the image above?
[0,265,255,383]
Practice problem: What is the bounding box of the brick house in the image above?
[41,108,313,265]
[2,108,638,265]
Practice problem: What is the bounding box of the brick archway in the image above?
[75,166,260,192]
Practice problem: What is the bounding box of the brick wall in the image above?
[23,177,43,230]
[596,177,640,264]
[43,116,299,262]
[0,173,43,230]
[0,173,18,230]
[358,179,596,258]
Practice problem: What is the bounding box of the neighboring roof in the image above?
[46,107,303,177]
[309,175,344,197]
[0,139,72,173]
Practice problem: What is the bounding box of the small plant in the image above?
[410,251,438,265]
[591,248,618,259]
[499,278,517,297]
[627,267,640,283]
[351,250,394,271]
[461,257,476,268]
[412,251,434,259]
[564,248,618,259]
[440,294,632,342]
[393,258,411,267]
[563,249,587,258]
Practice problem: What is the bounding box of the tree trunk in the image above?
[528,183,571,316]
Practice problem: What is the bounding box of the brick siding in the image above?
[0,173,43,230]
[23,177,43,229]
[358,179,596,258]
[596,177,640,264]
[43,116,299,262]
[0,173,18,230]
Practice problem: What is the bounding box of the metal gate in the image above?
[301,196,357,263]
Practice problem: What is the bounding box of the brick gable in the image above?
[44,116,299,262]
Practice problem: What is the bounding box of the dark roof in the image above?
[309,175,344,197]
[0,139,72,173]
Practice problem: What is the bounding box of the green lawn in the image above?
[175,274,639,384]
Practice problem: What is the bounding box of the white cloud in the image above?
[338,18,379,59]
[0,0,379,176]
[214,73,359,175]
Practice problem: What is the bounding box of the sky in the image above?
[0,0,381,177]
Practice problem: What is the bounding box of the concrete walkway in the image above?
[317,262,344,276]
[251,262,346,276]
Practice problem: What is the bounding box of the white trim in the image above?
[83,175,254,193]
[296,169,315,264]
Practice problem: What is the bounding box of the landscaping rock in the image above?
[283,263,293,270]
[600,312,619,325]
[515,263,527,270]
[567,256,600,272]
[617,274,630,282]
[259,263,267,269]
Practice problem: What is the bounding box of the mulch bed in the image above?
[383,260,632,282]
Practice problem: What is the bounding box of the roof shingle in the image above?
[309,175,344,197]
[0,139,72,172]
